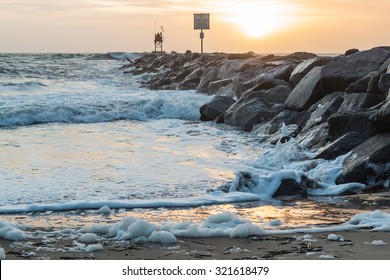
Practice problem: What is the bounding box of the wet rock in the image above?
[224,92,284,131]
[345,72,376,93]
[284,66,324,111]
[274,177,316,197]
[328,110,377,141]
[199,96,236,122]
[378,73,390,94]
[321,47,390,95]
[208,79,233,95]
[262,85,293,104]
[338,92,383,113]
[367,57,390,94]
[302,92,344,132]
[337,133,390,184]
[315,132,369,160]
[176,77,200,90]
[299,122,329,149]
[370,91,390,132]
[253,110,310,138]
[246,76,290,92]
[289,57,333,86]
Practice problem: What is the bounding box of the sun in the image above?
[226,1,290,38]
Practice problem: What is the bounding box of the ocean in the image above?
[1,53,389,246]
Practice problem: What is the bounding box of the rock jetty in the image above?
[124,47,390,192]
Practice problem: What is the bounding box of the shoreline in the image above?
[1,192,390,260]
[2,230,389,260]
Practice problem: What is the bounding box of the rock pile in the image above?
[125,47,390,189]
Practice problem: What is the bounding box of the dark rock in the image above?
[208,79,233,95]
[367,57,390,94]
[378,73,390,94]
[199,96,236,121]
[253,110,310,136]
[282,52,317,61]
[302,92,344,131]
[308,92,344,112]
[176,77,200,90]
[328,110,377,141]
[337,133,390,184]
[315,132,369,160]
[345,48,359,56]
[227,52,254,60]
[185,50,192,55]
[345,72,376,93]
[274,177,316,197]
[338,92,383,113]
[265,62,296,81]
[263,85,292,104]
[370,92,390,132]
[289,57,333,86]
[299,122,329,149]
[284,66,324,111]
[246,76,290,92]
[321,47,390,95]
[224,92,284,131]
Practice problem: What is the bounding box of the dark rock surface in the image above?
[321,47,390,95]
[328,110,377,141]
[338,92,383,113]
[199,96,236,121]
[337,133,390,184]
[224,92,284,132]
[289,57,333,86]
[284,66,324,111]
[315,132,369,160]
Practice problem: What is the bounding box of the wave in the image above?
[0,81,47,88]
[0,92,212,127]
[0,192,259,214]
[86,52,143,61]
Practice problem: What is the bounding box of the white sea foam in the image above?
[0,220,26,241]
[76,210,390,243]
[0,246,5,260]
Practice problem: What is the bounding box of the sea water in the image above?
[1,54,389,245]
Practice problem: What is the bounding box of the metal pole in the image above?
[200,29,204,54]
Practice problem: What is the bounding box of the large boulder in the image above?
[207,79,233,95]
[338,92,383,113]
[315,132,369,160]
[370,91,390,132]
[302,92,344,132]
[284,66,324,111]
[289,56,333,86]
[224,92,284,131]
[378,73,390,94]
[337,133,390,184]
[321,47,390,95]
[328,110,377,141]
[367,57,390,94]
[199,96,236,121]
[345,72,376,93]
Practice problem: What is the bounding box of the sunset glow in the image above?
[223,1,294,38]
[0,0,389,53]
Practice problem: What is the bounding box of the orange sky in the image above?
[0,0,389,53]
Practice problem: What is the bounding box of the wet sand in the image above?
[1,230,390,260]
[1,192,390,260]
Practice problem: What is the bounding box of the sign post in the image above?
[194,13,210,54]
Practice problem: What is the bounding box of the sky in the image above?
[0,0,389,53]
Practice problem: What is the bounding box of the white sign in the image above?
[194,13,210,30]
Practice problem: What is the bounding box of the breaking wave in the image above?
[0,91,212,127]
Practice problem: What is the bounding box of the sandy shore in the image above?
[2,230,389,260]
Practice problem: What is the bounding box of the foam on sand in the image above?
[0,220,26,241]
[0,246,5,260]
